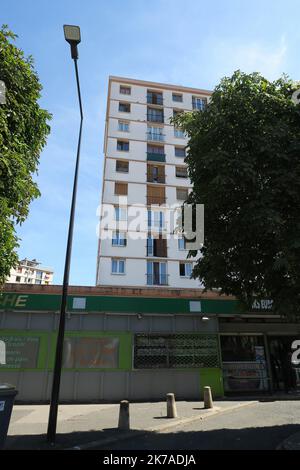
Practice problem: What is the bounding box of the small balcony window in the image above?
[179,262,193,277]
[119,102,131,113]
[114,206,127,221]
[175,147,186,158]
[174,128,185,138]
[172,93,183,102]
[111,258,125,274]
[147,126,164,142]
[116,160,129,173]
[178,237,186,250]
[147,91,163,105]
[117,140,129,151]
[192,96,207,111]
[120,85,131,95]
[176,166,187,178]
[147,107,164,123]
[176,187,188,201]
[118,120,129,132]
[115,182,128,196]
[112,231,127,246]
[147,261,168,285]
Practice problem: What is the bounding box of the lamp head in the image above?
[63,25,81,59]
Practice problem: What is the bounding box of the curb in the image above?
[70,400,257,450]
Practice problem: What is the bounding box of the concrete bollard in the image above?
[203,386,214,409]
[166,393,178,418]
[118,400,130,430]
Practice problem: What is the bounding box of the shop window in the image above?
[134,334,219,369]
[62,337,119,369]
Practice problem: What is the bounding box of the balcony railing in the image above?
[147,94,163,105]
[147,132,165,142]
[147,152,166,162]
[147,114,164,123]
[146,273,168,286]
[147,176,165,184]
[147,195,166,205]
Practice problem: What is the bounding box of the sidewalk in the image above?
[5,399,257,450]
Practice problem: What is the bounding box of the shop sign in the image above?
[252,299,273,311]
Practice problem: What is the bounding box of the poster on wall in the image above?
[223,361,268,391]
[63,337,119,369]
[0,335,40,369]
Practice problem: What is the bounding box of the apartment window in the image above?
[147,236,167,257]
[147,107,164,123]
[147,185,166,205]
[111,258,125,274]
[120,85,131,95]
[115,182,128,195]
[17,267,22,273]
[179,262,193,277]
[192,96,207,111]
[116,160,129,173]
[172,93,183,102]
[148,210,165,230]
[176,166,188,178]
[114,206,127,221]
[147,91,163,105]
[118,120,129,132]
[147,126,164,142]
[173,109,184,118]
[176,187,188,200]
[112,231,127,247]
[117,140,129,151]
[147,164,165,183]
[175,147,186,158]
[147,261,167,285]
[178,237,186,250]
[119,102,131,113]
[36,270,43,279]
[16,276,21,282]
[174,128,185,138]
[35,280,42,285]
[134,333,219,369]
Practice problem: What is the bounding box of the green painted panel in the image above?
[200,368,224,397]
[0,330,49,370]
[0,292,244,315]
[49,331,132,371]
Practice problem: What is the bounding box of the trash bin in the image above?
[0,383,18,449]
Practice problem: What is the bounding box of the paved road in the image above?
[100,400,300,450]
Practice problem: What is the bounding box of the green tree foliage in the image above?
[0,25,51,285]
[175,71,300,318]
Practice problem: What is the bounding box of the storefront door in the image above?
[268,335,300,393]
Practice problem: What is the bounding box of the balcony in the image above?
[147,175,165,184]
[147,132,165,142]
[147,152,166,162]
[146,273,168,286]
[147,94,163,106]
[147,195,166,205]
[147,111,164,123]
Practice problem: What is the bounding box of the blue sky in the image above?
[2,0,299,285]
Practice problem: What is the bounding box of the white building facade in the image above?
[96,76,211,288]
[6,258,54,285]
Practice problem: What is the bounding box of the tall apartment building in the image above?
[6,258,54,285]
[96,76,212,288]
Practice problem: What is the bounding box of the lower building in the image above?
[0,284,299,402]
[6,258,54,285]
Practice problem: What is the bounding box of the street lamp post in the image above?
[47,25,83,444]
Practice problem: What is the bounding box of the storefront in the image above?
[219,315,300,395]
